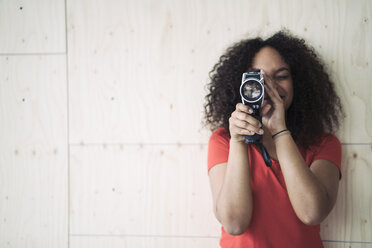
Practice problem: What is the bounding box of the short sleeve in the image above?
[312,134,342,179]
[207,128,230,172]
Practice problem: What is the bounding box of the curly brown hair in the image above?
[203,30,344,149]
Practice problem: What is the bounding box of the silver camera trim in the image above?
[240,72,265,104]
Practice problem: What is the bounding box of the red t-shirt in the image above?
[207,127,342,248]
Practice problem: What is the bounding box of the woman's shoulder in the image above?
[207,127,231,171]
[210,127,230,140]
[301,133,342,167]
[299,133,341,151]
[297,132,341,154]
[315,133,341,149]
[208,127,231,152]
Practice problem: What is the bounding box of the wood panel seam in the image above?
[0,52,66,56]
[64,0,70,247]
[69,234,219,239]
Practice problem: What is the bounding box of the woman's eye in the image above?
[275,75,289,80]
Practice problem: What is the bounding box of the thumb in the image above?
[261,103,272,116]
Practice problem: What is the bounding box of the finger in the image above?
[232,118,263,134]
[262,71,280,95]
[261,71,281,101]
[232,111,259,124]
[261,70,275,87]
[236,103,253,114]
[233,126,262,136]
[261,103,272,116]
[265,83,282,106]
[235,127,255,136]
[265,80,280,98]
[243,114,262,128]
[231,108,262,127]
[263,73,277,91]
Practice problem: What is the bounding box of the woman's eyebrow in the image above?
[275,67,290,74]
[248,67,290,74]
[248,67,259,72]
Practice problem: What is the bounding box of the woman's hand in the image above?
[229,103,264,143]
[260,71,287,134]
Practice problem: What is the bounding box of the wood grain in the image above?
[67,0,371,144]
[0,0,370,247]
[70,144,220,236]
[321,145,372,242]
[0,56,68,247]
[70,236,220,248]
[323,242,372,248]
[0,0,65,53]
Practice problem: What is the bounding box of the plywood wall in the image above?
[0,0,371,247]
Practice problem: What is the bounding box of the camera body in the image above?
[240,70,265,144]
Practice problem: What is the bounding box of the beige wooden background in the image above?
[0,0,371,247]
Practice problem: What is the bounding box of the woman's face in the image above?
[251,46,293,110]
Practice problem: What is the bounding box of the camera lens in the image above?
[241,80,263,101]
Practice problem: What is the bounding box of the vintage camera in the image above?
[240,70,265,144]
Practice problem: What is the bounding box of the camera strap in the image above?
[259,143,272,167]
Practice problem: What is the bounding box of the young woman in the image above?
[204,31,344,248]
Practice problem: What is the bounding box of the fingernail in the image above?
[259,129,264,135]
[249,109,253,114]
